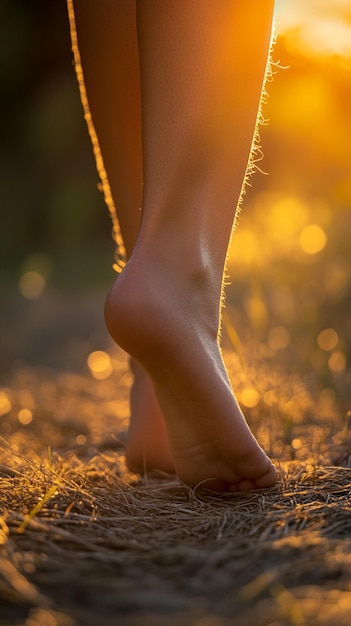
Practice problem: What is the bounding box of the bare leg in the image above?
[71,0,173,472]
[71,0,142,256]
[105,0,277,491]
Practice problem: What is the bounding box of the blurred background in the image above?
[0,1,350,416]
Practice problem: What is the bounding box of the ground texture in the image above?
[1,289,351,626]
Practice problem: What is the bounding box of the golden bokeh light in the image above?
[0,392,12,416]
[267,326,291,351]
[328,351,347,373]
[317,328,339,352]
[263,390,277,407]
[87,351,113,380]
[299,225,327,255]
[18,408,33,425]
[240,387,260,409]
[75,434,87,445]
[230,195,332,270]
[19,271,46,300]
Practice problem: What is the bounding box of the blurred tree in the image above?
[0,0,112,274]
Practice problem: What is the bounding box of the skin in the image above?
[71,0,277,491]
[71,0,172,472]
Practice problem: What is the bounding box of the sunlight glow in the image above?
[263,197,310,259]
[276,0,351,63]
[0,392,11,416]
[232,229,258,266]
[299,225,327,255]
[87,351,113,380]
[228,195,331,269]
[268,197,309,238]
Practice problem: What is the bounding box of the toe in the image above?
[254,462,278,488]
[237,478,257,492]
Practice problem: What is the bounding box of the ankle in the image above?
[136,229,222,288]
[104,252,221,357]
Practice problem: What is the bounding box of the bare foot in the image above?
[126,358,175,474]
[105,255,277,492]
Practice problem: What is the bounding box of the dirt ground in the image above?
[1,289,351,626]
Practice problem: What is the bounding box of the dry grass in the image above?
[1,348,351,626]
[1,198,351,622]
